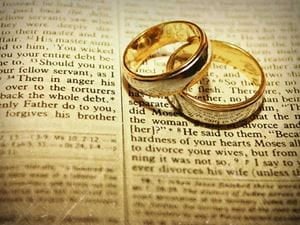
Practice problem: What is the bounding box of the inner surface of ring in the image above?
[168,40,262,88]
[211,40,262,86]
[167,40,264,107]
[124,22,204,76]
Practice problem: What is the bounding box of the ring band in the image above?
[167,40,266,125]
[123,20,210,96]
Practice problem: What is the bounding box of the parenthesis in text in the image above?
[151,126,155,136]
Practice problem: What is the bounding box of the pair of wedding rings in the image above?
[123,21,266,125]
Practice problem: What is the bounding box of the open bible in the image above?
[0,0,299,224]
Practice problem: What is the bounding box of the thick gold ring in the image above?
[167,40,266,125]
[123,20,210,96]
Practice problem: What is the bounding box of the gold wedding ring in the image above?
[167,40,266,125]
[123,21,210,96]
[123,21,266,125]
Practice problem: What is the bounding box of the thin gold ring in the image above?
[167,40,266,125]
[122,20,210,96]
